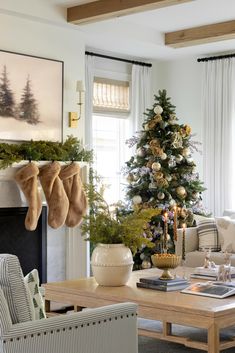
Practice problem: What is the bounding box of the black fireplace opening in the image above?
[0,206,47,283]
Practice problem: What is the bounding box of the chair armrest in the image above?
[174,227,198,256]
[2,303,138,353]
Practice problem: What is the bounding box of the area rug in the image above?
[138,318,235,353]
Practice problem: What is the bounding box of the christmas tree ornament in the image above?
[126,173,134,183]
[176,186,187,198]
[133,174,139,181]
[175,154,183,163]
[154,171,164,180]
[168,114,177,125]
[147,120,156,130]
[153,114,162,123]
[156,178,169,188]
[166,174,172,182]
[132,195,142,205]
[157,192,165,200]
[141,259,151,269]
[144,123,150,131]
[137,147,146,157]
[171,132,183,148]
[160,152,167,160]
[182,147,190,157]
[152,162,161,171]
[154,105,163,115]
[149,182,158,189]
[168,157,176,168]
[169,199,176,206]
[192,191,199,199]
[186,157,194,164]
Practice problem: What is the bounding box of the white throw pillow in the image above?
[24,269,46,320]
[216,217,235,252]
[197,218,220,252]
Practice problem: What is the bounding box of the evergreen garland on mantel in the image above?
[0,135,93,169]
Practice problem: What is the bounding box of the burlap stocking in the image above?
[59,163,88,227]
[14,162,42,231]
[39,162,69,229]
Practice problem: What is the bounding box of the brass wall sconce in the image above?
[69,80,85,128]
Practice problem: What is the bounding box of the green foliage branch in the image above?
[0,135,93,169]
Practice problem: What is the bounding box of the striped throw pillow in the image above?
[0,254,33,323]
[198,218,220,252]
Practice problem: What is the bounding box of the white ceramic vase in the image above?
[91,243,134,286]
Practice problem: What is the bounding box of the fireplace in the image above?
[0,206,47,283]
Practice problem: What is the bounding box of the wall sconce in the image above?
[69,80,85,128]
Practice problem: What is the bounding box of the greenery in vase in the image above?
[81,169,158,255]
[0,135,93,169]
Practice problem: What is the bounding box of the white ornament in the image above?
[154,105,163,115]
[157,192,165,200]
[186,157,194,164]
[168,158,176,168]
[176,186,187,198]
[166,175,172,182]
[160,152,167,160]
[175,154,183,163]
[152,162,161,171]
[182,147,190,157]
[133,174,139,181]
[192,191,199,199]
[132,195,142,205]
[169,199,176,206]
[126,174,134,183]
[137,147,145,157]
[168,114,177,125]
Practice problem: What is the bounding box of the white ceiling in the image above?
[2,0,235,61]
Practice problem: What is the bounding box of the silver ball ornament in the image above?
[168,158,176,168]
[152,162,161,171]
[132,195,142,205]
[142,259,152,269]
[137,147,146,157]
[157,192,165,200]
[175,154,183,163]
[153,105,163,115]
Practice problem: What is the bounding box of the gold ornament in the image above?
[160,152,167,160]
[153,114,162,123]
[144,123,150,131]
[132,195,142,205]
[176,186,187,198]
[182,147,190,157]
[152,162,161,171]
[153,171,164,180]
[150,139,160,147]
[171,132,183,149]
[147,120,157,130]
[156,178,169,188]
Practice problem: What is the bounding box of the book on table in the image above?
[139,276,188,286]
[136,281,189,292]
[181,282,235,298]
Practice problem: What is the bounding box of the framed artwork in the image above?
[0,50,63,142]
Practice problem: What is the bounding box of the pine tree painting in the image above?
[0,65,15,117]
[18,76,40,125]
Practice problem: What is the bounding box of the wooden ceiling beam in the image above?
[165,20,235,48]
[67,0,193,25]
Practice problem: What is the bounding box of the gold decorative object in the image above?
[151,253,181,280]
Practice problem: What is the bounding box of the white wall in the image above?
[0,8,87,282]
[152,57,203,176]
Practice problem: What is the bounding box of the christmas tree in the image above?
[0,65,15,117]
[125,90,206,269]
[18,76,40,125]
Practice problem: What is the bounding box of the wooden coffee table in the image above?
[43,267,235,353]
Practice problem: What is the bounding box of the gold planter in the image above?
[151,254,181,280]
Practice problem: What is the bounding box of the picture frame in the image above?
[0,49,63,142]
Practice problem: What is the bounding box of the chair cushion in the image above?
[0,254,33,323]
[24,269,46,320]
[216,217,235,252]
[197,218,220,252]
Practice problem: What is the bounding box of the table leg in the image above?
[74,306,83,312]
[163,322,172,336]
[208,323,219,353]
[45,299,51,313]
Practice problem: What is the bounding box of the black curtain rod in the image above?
[197,53,235,62]
[85,51,152,67]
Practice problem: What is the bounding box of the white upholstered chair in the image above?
[0,254,138,353]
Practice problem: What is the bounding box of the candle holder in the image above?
[151,253,182,280]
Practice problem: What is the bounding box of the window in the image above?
[92,77,130,204]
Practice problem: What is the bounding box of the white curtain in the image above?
[85,55,95,149]
[202,58,235,216]
[131,64,152,134]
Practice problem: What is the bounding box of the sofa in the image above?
[175,210,235,268]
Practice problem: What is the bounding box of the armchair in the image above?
[0,254,138,353]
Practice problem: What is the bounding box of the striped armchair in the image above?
[0,254,138,353]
